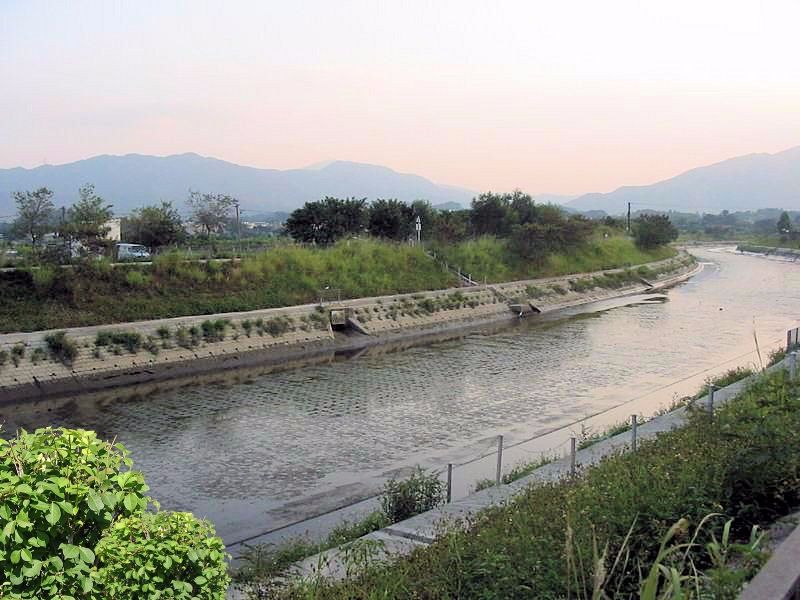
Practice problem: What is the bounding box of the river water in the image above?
[3,247,799,546]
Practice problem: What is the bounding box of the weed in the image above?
[241,319,254,337]
[30,347,47,364]
[124,270,149,288]
[95,330,143,353]
[142,336,160,355]
[43,331,79,366]
[201,319,229,342]
[10,343,25,367]
[381,467,444,523]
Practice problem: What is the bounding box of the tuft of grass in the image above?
[95,330,143,353]
[43,331,79,366]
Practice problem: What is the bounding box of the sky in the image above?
[2,0,800,195]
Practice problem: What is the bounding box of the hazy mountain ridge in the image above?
[0,153,475,216]
[568,146,800,215]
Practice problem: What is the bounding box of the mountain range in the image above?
[1,146,799,219]
[0,153,475,217]
[567,146,800,214]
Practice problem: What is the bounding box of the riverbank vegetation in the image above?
[0,234,679,333]
[274,367,800,599]
[0,427,229,598]
[0,187,683,332]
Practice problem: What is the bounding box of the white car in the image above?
[115,243,151,261]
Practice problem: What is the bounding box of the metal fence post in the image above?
[631,414,638,451]
[707,384,716,415]
[570,436,577,477]
[790,351,798,381]
[495,435,504,486]
[446,464,453,503]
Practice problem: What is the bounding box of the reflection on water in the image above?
[3,248,799,542]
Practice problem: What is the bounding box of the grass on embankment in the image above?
[285,367,799,599]
[433,234,676,283]
[0,236,676,333]
[0,240,454,333]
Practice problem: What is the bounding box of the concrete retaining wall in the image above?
[0,253,697,403]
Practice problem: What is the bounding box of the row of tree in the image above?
[8,185,680,260]
[7,187,240,252]
[285,191,619,256]
[11,185,113,249]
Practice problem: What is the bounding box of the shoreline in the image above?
[0,253,699,405]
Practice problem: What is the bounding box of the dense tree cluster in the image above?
[633,213,679,248]
[284,190,611,261]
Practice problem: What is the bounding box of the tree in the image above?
[429,209,470,243]
[633,214,678,248]
[470,192,513,236]
[187,190,236,236]
[126,202,185,249]
[368,199,413,240]
[777,211,792,236]
[285,197,367,244]
[11,187,54,249]
[63,183,113,248]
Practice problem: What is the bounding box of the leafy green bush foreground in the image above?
[283,368,800,599]
[0,428,229,599]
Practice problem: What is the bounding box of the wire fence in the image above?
[227,331,795,550]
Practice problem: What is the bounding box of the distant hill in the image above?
[568,146,800,215]
[0,153,476,217]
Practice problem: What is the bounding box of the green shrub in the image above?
[241,319,254,336]
[95,511,230,599]
[11,343,25,366]
[0,428,230,599]
[124,269,149,288]
[381,467,444,523]
[0,428,149,598]
[175,326,200,349]
[95,330,143,353]
[525,285,548,298]
[29,265,56,292]
[0,349,7,368]
[264,317,292,337]
[43,331,79,366]
[201,318,229,342]
[156,325,171,340]
[142,336,160,355]
[30,347,47,364]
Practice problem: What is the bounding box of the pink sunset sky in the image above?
[2,0,799,195]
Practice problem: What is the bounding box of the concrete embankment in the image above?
[0,253,697,403]
[736,244,800,260]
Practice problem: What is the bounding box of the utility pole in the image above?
[235,201,241,257]
[626,202,631,233]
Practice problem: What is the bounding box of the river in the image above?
[3,247,798,548]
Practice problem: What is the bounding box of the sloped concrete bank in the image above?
[0,253,697,404]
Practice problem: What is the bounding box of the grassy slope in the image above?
[0,236,676,333]
[287,368,799,599]
[434,234,676,283]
